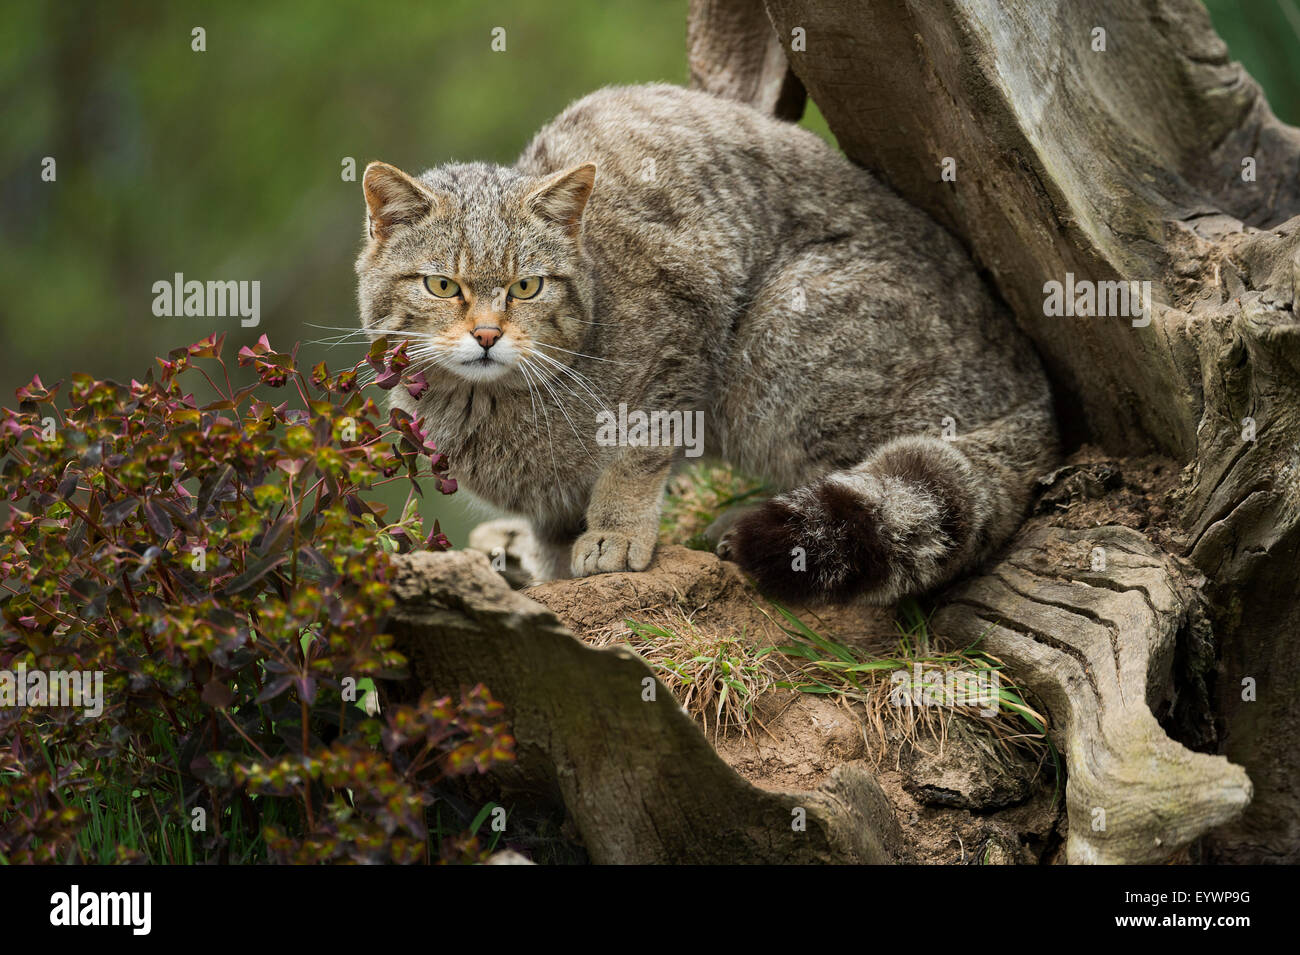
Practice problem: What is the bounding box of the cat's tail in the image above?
[723,404,1056,604]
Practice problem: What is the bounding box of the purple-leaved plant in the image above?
[0,333,513,863]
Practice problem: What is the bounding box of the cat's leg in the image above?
[466,517,575,585]
[571,450,673,575]
[466,517,537,587]
[721,401,1055,604]
[532,522,581,581]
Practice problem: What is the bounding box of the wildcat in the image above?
[355,84,1057,604]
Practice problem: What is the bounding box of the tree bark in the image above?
[689,0,1300,862]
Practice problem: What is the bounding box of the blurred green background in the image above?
[1,0,1297,544]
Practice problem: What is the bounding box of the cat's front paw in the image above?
[571,529,655,576]
[466,517,540,588]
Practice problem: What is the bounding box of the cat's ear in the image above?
[526,163,596,235]
[362,161,438,240]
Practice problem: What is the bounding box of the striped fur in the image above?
[355,84,1058,600]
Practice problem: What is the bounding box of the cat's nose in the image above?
[473,326,502,349]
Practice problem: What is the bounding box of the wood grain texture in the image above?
[935,525,1250,864]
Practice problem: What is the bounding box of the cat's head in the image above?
[355,159,595,385]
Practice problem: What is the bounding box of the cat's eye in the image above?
[423,275,461,298]
[508,277,544,300]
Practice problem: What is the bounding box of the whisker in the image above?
[533,341,632,365]
[527,362,588,448]
[526,353,603,407]
[304,322,376,332]
[527,350,612,417]
[526,345,604,390]
[516,359,563,485]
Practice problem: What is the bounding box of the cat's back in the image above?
[519,83,827,171]
[516,84,864,238]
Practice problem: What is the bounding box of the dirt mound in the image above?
[522,543,1064,863]
[526,544,898,648]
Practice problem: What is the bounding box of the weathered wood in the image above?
[759,0,1300,454]
[386,549,904,864]
[935,525,1250,864]
[688,0,1300,863]
[687,0,806,121]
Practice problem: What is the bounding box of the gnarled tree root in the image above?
[934,525,1251,864]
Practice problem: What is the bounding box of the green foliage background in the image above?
[0,0,1296,543]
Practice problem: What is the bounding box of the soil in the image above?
[712,690,1064,863]
[526,546,1066,863]
[1034,445,1186,553]
[526,544,899,649]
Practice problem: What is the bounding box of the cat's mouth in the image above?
[453,351,514,383]
[444,332,520,383]
[462,354,511,373]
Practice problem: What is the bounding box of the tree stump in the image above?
[688,0,1299,862]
